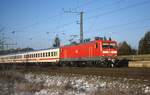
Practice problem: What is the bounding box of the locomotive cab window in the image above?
[102,42,109,48]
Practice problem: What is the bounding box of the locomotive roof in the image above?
[61,39,116,47]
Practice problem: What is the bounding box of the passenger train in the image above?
[0,38,119,67]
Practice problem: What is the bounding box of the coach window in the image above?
[54,52,57,56]
[46,52,47,57]
[53,52,55,56]
[43,53,45,57]
[36,54,38,57]
[56,52,57,56]
[54,52,55,56]
[27,55,29,58]
[48,52,51,56]
[51,52,53,56]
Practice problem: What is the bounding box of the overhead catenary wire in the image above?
[85,0,124,32]
[73,0,99,10]
[22,0,150,38]
[86,0,123,13]
[56,0,150,33]
[14,0,150,34]
[13,0,97,32]
[12,0,150,33]
[92,17,150,32]
[87,0,150,20]
[84,0,150,34]
[9,0,150,48]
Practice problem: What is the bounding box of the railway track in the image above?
[1,66,148,81]
[44,67,150,80]
[1,67,150,95]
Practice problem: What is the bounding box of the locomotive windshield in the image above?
[102,42,117,49]
[102,43,109,48]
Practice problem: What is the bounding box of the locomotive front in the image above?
[101,40,117,57]
[98,40,118,67]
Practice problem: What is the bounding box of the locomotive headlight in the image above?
[111,51,117,53]
[102,51,109,53]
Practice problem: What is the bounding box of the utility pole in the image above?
[80,11,83,43]
[64,10,84,43]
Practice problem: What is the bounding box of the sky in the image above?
[0,0,150,49]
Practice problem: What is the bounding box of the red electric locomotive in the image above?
[60,38,118,67]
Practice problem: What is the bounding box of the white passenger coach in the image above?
[0,48,60,64]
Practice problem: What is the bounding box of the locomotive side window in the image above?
[102,43,109,48]
[95,43,98,48]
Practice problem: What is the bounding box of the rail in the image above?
[118,54,150,61]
